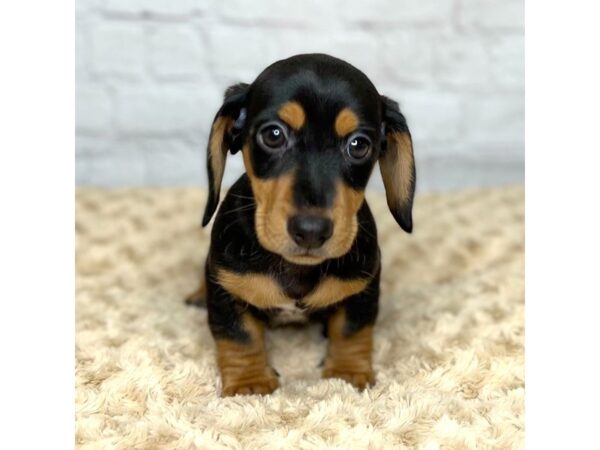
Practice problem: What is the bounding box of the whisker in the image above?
[228,194,256,201]
[358,221,375,239]
[221,215,247,235]
[360,269,375,278]
[220,204,256,216]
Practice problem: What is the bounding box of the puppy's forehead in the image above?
[248,54,381,127]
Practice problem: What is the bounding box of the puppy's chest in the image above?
[266,275,317,326]
[217,267,370,322]
[268,301,310,326]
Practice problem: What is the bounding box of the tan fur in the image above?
[215,314,279,396]
[208,116,233,198]
[216,269,289,309]
[277,101,306,130]
[322,307,374,390]
[379,132,414,213]
[282,253,329,265]
[327,181,365,258]
[217,268,368,310]
[303,277,369,309]
[243,145,296,257]
[334,108,359,137]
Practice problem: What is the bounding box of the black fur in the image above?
[196,54,414,351]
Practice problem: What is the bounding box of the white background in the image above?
[76,0,524,192]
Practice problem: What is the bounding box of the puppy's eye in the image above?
[257,122,288,152]
[345,134,372,162]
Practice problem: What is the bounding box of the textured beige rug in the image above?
[75,186,524,449]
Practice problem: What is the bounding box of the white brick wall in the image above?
[76,0,524,192]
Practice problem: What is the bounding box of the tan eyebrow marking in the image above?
[334,108,359,137]
[277,101,306,131]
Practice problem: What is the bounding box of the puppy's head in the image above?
[203,54,415,265]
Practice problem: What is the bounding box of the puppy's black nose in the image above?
[287,215,333,249]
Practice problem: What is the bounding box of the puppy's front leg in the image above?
[207,283,279,396]
[322,278,379,390]
[215,313,279,396]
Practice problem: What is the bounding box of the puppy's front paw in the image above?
[322,367,375,391]
[221,368,280,397]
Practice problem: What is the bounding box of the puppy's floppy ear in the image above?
[202,83,249,226]
[379,95,416,233]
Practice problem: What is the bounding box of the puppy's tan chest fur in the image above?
[216,269,369,315]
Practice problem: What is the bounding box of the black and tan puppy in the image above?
[187,54,415,396]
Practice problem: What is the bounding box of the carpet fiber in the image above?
[76,186,524,449]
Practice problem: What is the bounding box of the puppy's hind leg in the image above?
[184,274,207,307]
[185,258,208,307]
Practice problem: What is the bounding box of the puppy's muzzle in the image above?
[287,214,334,249]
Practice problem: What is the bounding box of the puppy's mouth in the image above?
[283,248,328,265]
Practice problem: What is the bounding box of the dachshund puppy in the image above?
[187,53,415,396]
